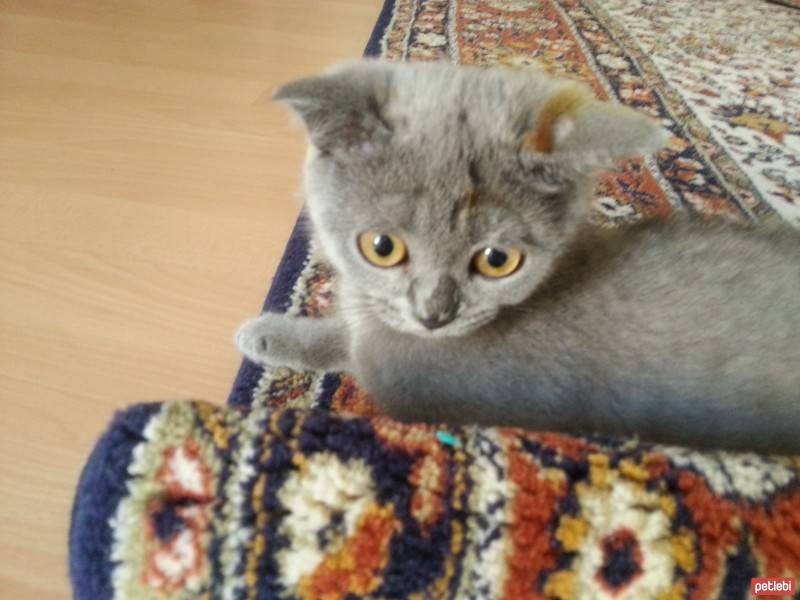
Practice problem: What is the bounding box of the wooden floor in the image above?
[0,2,380,597]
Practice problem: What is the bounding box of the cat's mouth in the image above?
[379,304,496,339]
[405,318,465,339]
[353,295,495,338]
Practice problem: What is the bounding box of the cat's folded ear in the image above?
[273,63,393,155]
[522,83,668,167]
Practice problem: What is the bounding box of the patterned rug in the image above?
[71,1,800,598]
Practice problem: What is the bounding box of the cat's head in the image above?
[276,60,666,338]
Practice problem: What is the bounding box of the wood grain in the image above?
[0,2,380,597]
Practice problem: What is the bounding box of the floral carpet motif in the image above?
[71,1,800,598]
[73,401,800,599]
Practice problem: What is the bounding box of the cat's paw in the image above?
[236,311,349,372]
[235,313,296,367]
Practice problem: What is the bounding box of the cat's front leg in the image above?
[235,312,350,372]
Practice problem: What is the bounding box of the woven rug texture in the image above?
[71,1,800,598]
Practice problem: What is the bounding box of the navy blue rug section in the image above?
[364,0,398,57]
[69,403,162,599]
[227,0,396,409]
[227,214,312,408]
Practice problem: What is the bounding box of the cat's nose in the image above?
[418,312,456,330]
[410,274,460,330]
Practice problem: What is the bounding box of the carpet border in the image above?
[69,403,163,599]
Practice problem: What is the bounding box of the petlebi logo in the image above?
[751,578,796,596]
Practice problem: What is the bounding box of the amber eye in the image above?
[358,232,408,267]
[472,246,523,278]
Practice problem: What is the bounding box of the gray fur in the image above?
[238,61,800,454]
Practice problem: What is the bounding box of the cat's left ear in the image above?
[522,83,668,166]
[273,63,393,156]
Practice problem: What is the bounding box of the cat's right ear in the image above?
[273,65,393,156]
[521,82,667,168]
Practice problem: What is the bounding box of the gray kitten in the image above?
[238,60,800,454]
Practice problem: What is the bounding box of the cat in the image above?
[237,60,800,454]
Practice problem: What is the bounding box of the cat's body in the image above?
[238,61,800,453]
[353,218,800,452]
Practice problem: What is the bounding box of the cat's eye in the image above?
[358,231,408,268]
[472,246,522,278]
